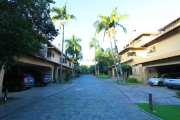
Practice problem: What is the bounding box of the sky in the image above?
[50,0,180,66]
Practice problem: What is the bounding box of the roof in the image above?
[140,24,180,47]
[139,50,180,64]
[131,33,153,42]
[158,17,180,31]
[119,47,147,55]
[121,58,133,64]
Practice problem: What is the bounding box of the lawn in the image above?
[136,103,180,120]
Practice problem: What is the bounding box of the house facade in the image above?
[114,17,180,84]
[0,42,74,96]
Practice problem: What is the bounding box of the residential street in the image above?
[1,75,160,120]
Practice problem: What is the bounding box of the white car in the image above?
[164,74,180,89]
[148,74,170,86]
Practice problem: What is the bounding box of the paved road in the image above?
[1,75,159,120]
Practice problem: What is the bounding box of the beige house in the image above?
[0,42,74,96]
[111,33,158,80]
[113,17,180,84]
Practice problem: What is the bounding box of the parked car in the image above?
[164,73,180,89]
[3,74,34,92]
[31,73,52,86]
[148,74,171,86]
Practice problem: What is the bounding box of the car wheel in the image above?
[13,85,21,92]
[35,82,41,87]
[158,82,163,86]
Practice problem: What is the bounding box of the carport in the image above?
[140,52,180,84]
[4,55,56,79]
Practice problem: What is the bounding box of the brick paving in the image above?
[0,75,159,120]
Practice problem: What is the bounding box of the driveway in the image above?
[104,78,180,105]
[114,84,180,105]
[0,75,159,120]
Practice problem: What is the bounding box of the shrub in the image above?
[127,77,139,83]
[64,69,70,82]
[97,74,111,79]
[53,77,57,83]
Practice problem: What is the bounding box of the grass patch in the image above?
[96,74,111,79]
[116,81,140,85]
[136,103,180,120]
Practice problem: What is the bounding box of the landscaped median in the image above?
[136,103,180,120]
[96,74,111,79]
[116,77,140,85]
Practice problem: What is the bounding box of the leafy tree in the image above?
[89,65,95,74]
[94,7,127,82]
[65,35,82,77]
[118,64,132,80]
[81,65,89,74]
[89,37,99,75]
[95,48,114,75]
[64,69,70,82]
[0,0,58,70]
[51,2,76,82]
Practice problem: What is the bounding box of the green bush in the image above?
[127,77,139,83]
[97,74,111,79]
[53,77,57,83]
[64,69,70,82]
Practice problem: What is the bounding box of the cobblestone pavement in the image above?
[104,78,180,105]
[1,75,159,120]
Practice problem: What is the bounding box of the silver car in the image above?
[164,73,180,89]
[148,74,171,86]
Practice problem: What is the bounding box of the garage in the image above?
[141,54,180,84]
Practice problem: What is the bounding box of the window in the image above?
[127,52,136,57]
[62,58,67,63]
[69,62,71,67]
[62,58,65,63]
[47,52,54,58]
[148,45,155,53]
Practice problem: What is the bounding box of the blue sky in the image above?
[50,0,180,65]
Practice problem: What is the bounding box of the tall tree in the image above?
[0,0,58,70]
[51,3,76,82]
[89,37,99,75]
[109,8,127,83]
[65,35,82,77]
[94,7,127,82]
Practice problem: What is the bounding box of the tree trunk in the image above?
[94,49,97,76]
[113,39,123,83]
[70,63,73,82]
[59,25,64,83]
[109,37,120,81]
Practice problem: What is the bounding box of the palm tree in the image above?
[89,37,99,75]
[51,3,76,82]
[65,35,82,78]
[109,8,127,83]
[94,7,127,82]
